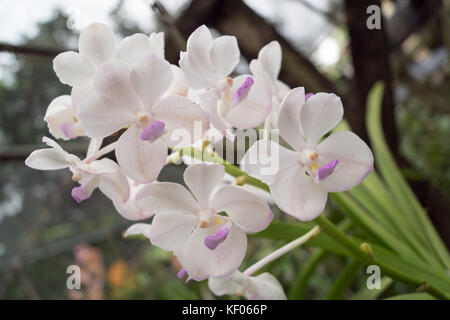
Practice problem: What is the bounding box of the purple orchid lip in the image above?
[204,221,232,250]
[71,186,93,203]
[229,76,254,108]
[61,122,77,139]
[305,93,314,101]
[177,268,186,279]
[316,160,339,183]
[140,120,166,142]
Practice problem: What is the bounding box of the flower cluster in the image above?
[25,23,373,300]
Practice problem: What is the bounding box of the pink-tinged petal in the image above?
[316,159,339,183]
[93,60,141,111]
[86,138,103,159]
[149,32,165,58]
[140,121,167,143]
[177,268,186,279]
[250,273,287,300]
[179,25,217,89]
[305,93,314,100]
[79,23,116,66]
[278,87,306,151]
[183,163,225,209]
[130,53,173,109]
[152,95,209,147]
[176,224,247,280]
[124,223,151,238]
[94,158,130,203]
[25,149,69,170]
[257,41,282,81]
[72,174,99,203]
[209,35,240,78]
[71,186,93,203]
[317,131,374,192]
[53,51,94,86]
[228,76,254,109]
[241,139,298,185]
[225,74,272,129]
[300,93,343,146]
[271,162,328,221]
[115,33,152,65]
[77,95,136,138]
[211,185,272,233]
[135,182,200,215]
[115,125,168,183]
[149,212,197,251]
[44,95,82,140]
[204,221,232,250]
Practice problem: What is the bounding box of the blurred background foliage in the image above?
[0,0,449,299]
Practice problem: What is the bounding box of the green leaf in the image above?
[325,258,362,300]
[366,82,450,269]
[385,292,436,300]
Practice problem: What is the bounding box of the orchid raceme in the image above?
[180,25,272,139]
[27,22,448,301]
[124,163,273,280]
[242,88,374,221]
[208,271,287,300]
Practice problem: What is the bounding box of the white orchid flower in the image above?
[25,137,129,204]
[242,88,374,221]
[54,24,168,122]
[76,52,209,183]
[208,271,287,300]
[124,163,273,280]
[249,41,291,136]
[179,25,272,139]
[44,95,85,140]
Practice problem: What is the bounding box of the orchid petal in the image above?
[211,185,272,233]
[300,93,343,146]
[115,33,152,65]
[225,74,272,129]
[271,162,328,221]
[241,139,298,185]
[257,41,282,81]
[95,159,130,203]
[250,273,287,300]
[278,87,306,151]
[152,95,209,147]
[317,131,374,192]
[130,53,173,109]
[79,23,116,66]
[53,51,94,86]
[77,95,136,138]
[210,35,240,78]
[115,125,168,183]
[124,223,152,238]
[149,212,197,251]
[208,276,240,296]
[25,149,70,170]
[93,60,141,111]
[149,32,165,58]
[135,182,200,215]
[183,163,225,209]
[204,221,232,250]
[176,223,247,280]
